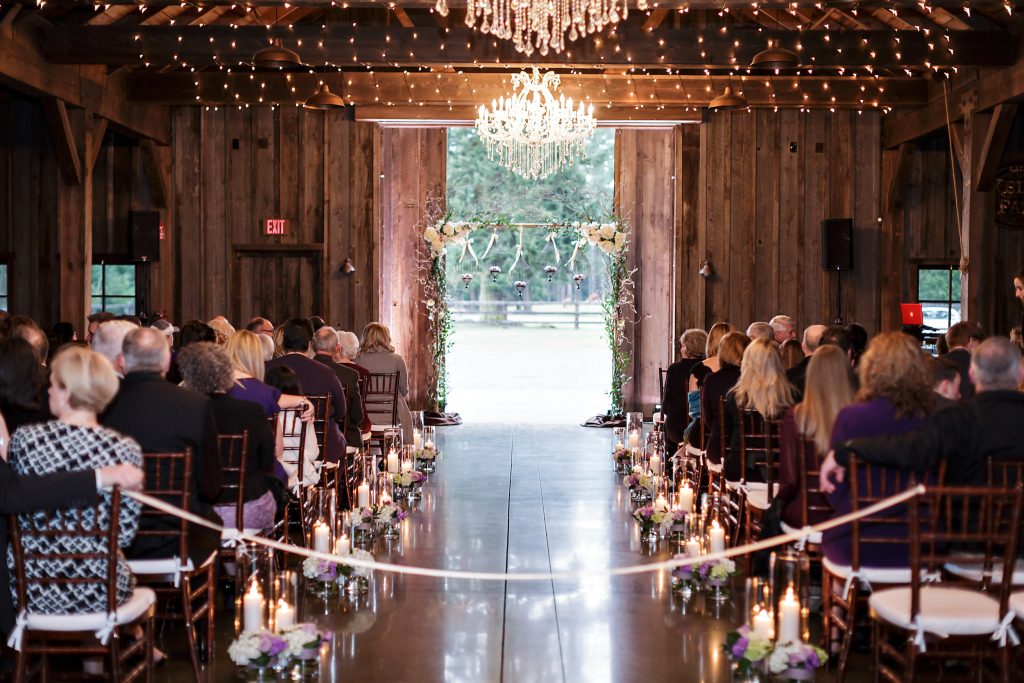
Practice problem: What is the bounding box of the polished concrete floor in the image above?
[157,424,864,682]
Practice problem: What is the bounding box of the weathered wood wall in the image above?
[170,107,379,332]
[379,127,446,411]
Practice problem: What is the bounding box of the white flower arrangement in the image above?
[392,470,427,488]
[338,548,375,580]
[574,220,627,255]
[227,630,288,667]
[423,220,479,258]
[279,623,329,660]
[301,556,337,582]
[375,502,407,526]
[658,508,689,534]
[768,641,827,674]
[708,557,737,581]
[416,445,438,460]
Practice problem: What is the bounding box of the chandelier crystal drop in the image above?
[475,69,597,180]
[436,0,644,56]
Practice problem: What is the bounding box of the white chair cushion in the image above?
[822,556,915,585]
[743,483,780,511]
[706,461,723,474]
[684,444,705,458]
[23,588,155,634]
[346,446,359,455]
[870,586,1007,638]
[780,520,823,545]
[945,561,1024,586]
[128,551,216,577]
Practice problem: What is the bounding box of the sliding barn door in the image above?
[233,246,323,325]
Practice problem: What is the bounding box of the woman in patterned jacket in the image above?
[7,345,142,615]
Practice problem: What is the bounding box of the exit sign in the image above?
[265,218,288,235]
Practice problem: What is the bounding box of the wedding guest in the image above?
[48,322,77,360]
[86,311,116,344]
[684,323,735,446]
[312,327,366,448]
[336,331,370,388]
[245,317,275,337]
[721,338,796,482]
[779,339,803,370]
[822,337,1024,490]
[103,327,222,564]
[259,334,275,362]
[265,366,321,490]
[310,316,327,332]
[702,332,750,467]
[769,315,797,344]
[7,346,142,617]
[929,355,961,410]
[166,319,217,384]
[943,321,983,400]
[0,338,51,431]
[786,324,827,395]
[778,345,854,528]
[845,323,869,367]
[226,330,312,418]
[150,319,177,349]
[358,322,414,440]
[178,342,278,531]
[819,332,933,567]
[746,321,774,343]
[1013,271,1024,332]
[10,318,49,366]
[208,316,235,345]
[91,320,138,377]
[663,328,707,452]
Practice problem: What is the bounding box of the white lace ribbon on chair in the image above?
[96,611,118,645]
[911,615,942,652]
[992,612,1020,647]
[7,610,27,650]
[793,526,814,553]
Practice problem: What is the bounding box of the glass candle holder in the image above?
[271,569,302,629]
[383,426,403,454]
[421,426,436,452]
[235,542,275,634]
[770,549,811,644]
[612,426,626,451]
[305,487,338,546]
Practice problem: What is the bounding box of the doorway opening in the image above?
[444,127,615,424]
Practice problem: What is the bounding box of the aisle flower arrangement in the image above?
[280,623,331,661]
[228,630,288,669]
[301,556,338,584]
[612,445,631,473]
[768,641,827,678]
[375,501,408,527]
[392,470,427,489]
[337,548,375,581]
[632,498,670,540]
[623,469,653,501]
[658,508,689,535]
[693,557,738,585]
[723,626,773,677]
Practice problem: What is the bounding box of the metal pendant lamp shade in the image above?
[708,86,747,111]
[751,44,800,70]
[303,84,346,110]
[254,38,301,69]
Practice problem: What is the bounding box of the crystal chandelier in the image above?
[435,0,645,56]
[475,69,596,180]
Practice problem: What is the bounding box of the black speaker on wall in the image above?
[130,211,160,262]
[822,218,853,271]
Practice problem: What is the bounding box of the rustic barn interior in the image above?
[2,1,1024,681]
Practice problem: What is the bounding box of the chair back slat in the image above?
[366,372,400,428]
[658,367,667,406]
[279,408,311,488]
[218,432,250,532]
[137,450,193,562]
[304,395,333,460]
[9,487,123,616]
[796,436,832,528]
[988,458,1024,488]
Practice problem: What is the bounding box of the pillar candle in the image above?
[401,460,413,473]
[413,429,422,449]
[335,533,351,556]
[357,482,370,508]
[242,581,263,633]
[752,607,773,640]
[650,454,661,475]
[424,439,435,450]
[387,450,400,473]
[709,520,725,553]
[628,429,640,449]
[685,537,701,557]
[678,484,694,512]
[274,599,294,631]
[313,521,330,553]
[779,587,801,643]
[655,494,668,509]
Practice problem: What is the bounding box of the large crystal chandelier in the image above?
[435,0,643,56]
[475,69,596,180]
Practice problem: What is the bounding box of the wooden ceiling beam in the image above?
[84,5,137,26]
[190,6,234,25]
[22,1,1021,8]
[641,8,669,32]
[392,6,415,28]
[139,6,189,26]
[42,25,1015,68]
[41,98,82,185]
[922,7,972,31]
[975,102,1017,191]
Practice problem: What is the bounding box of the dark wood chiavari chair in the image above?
[126,450,215,683]
[274,407,315,542]
[822,455,944,683]
[870,485,1023,683]
[9,487,156,683]
[716,396,745,547]
[216,432,249,575]
[366,372,400,456]
[739,409,783,552]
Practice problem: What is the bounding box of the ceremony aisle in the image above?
[159,424,864,682]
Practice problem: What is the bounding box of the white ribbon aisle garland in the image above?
[121,485,927,582]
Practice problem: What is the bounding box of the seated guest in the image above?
[357,322,414,440]
[820,332,933,567]
[103,327,222,564]
[687,322,735,394]
[266,319,347,462]
[91,319,138,377]
[823,337,1024,489]
[9,317,49,366]
[769,315,797,345]
[266,366,321,489]
[786,324,826,396]
[702,332,750,466]
[721,338,796,483]
[336,331,370,386]
[746,321,774,343]
[226,330,311,418]
[48,322,77,359]
[310,316,327,332]
[778,345,854,528]
[663,328,707,453]
[167,319,216,384]
[845,323,869,367]
[943,321,983,400]
[0,338,51,431]
[86,311,116,344]
[312,327,366,448]
[245,317,275,337]
[928,355,961,410]
[8,346,142,616]
[178,342,278,531]
[779,339,803,370]
[259,334,275,362]
[207,316,235,345]
[150,319,177,349]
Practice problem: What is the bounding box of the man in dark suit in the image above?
[103,326,222,563]
[0,459,143,637]
[311,326,366,449]
[266,318,347,463]
[942,321,983,400]
[785,324,826,396]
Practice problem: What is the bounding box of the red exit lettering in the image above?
[265,218,288,235]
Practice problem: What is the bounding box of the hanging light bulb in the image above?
[573,274,585,290]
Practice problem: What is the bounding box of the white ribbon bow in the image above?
[7,611,26,651]
[992,612,1019,647]
[96,611,118,646]
[793,526,814,553]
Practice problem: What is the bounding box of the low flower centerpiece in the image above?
[769,641,828,681]
[632,496,670,543]
[724,626,773,680]
[338,547,375,595]
[280,623,331,675]
[415,442,438,473]
[375,501,408,539]
[612,442,631,474]
[392,470,427,500]
[622,467,653,504]
[301,556,339,589]
[228,630,289,677]
[351,506,377,543]
[693,557,738,603]
[659,507,689,536]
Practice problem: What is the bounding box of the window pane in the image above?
[950,272,962,301]
[0,297,8,312]
[103,297,136,316]
[91,265,103,296]
[951,303,961,326]
[103,265,136,296]
[922,305,951,332]
[0,264,7,297]
[90,298,105,314]
[918,268,951,302]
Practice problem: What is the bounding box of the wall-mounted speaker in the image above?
[822,218,853,271]
[130,210,160,262]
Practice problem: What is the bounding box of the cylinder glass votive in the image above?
[626,412,643,450]
[271,569,302,629]
[383,426,403,454]
[770,549,811,644]
[235,542,275,634]
[421,426,436,452]
[306,487,338,543]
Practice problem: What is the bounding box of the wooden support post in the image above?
[42,98,82,186]
[140,139,170,209]
[975,102,1017,192]
[886,142,914,212]
[959,99,991,326]
[880,147,906,332]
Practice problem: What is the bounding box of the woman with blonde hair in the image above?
[701,331,750,464]
[357,322,413,440]
[226,330,313,419]
[777,345,854,528]
[682,322,736,447]
[721,337,795,482]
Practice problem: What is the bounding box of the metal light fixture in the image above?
[341,258,356,274]
[303,84,346,110]
[708,86,748,112]
[254,38,301,69]
[751,43,801,71]
[699,257,715,279]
